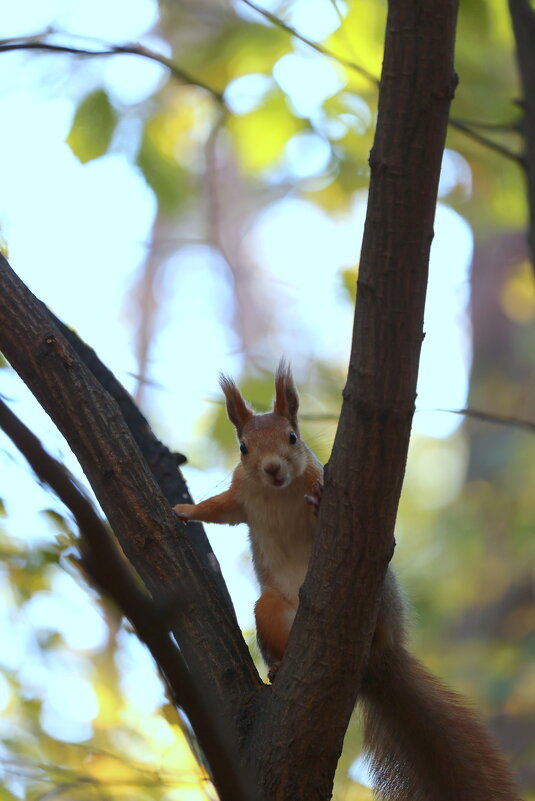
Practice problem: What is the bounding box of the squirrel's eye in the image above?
[289,432,297,445]
[239,442,248,455]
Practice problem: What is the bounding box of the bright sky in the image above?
[0,0,474,767]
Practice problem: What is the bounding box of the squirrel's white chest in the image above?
[243,484,314,606]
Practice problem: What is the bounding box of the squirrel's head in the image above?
[219,360,308,489]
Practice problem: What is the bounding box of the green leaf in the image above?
[66,90,117,164]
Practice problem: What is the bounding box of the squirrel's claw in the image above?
[304,481,323,516]
[173,505,190,521]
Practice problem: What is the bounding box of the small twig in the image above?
[239,0,528,167]
[302,406,535,436]
[0,39,225,103]
[450,116,522,133]
[449,118,524,164]
[0,396,259,801]
[440,406,535,434]
[239,0,379,86]
[0,28,525,170]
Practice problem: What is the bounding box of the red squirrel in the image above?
[174,362,519,801]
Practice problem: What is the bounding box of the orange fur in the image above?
[255,587,295,663]
[174,485,245,525]
[362,646,520,801]
[273,359,299,432]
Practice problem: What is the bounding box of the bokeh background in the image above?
[0,0,534,798]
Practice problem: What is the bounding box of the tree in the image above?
[0,0,533,799]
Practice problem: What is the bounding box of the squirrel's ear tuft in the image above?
[273,359,299,432]
[219,374,253,437]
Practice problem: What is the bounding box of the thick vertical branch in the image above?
[248,2,459,799]
[508,0,535,270]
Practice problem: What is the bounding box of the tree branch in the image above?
[508,0,535,269]
[444,406,535,434]
[449,117,524,164]
[48,312,235,611]
[0,26,519,169]
[239,0,378,85]
[0,38,224,102]
[0,253,262,739]
[0,396,259,801]
[246,1,459,798]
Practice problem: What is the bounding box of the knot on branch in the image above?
[432,71,459,101]
[41,332,74,369]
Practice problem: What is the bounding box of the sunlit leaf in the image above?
[229,92,306,171]
[66,90,117,164]
[340,265,359,303]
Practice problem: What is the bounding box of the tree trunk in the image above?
[245,1,459,798]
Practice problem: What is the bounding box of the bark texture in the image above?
[246,2,459,799]
[0,254,262,734]
[508,0,535,270]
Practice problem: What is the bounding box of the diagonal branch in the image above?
[0,27,519,167]
[449,117,524,164]
[0,253,261,738]
[0,396,258,801]
[239,0,378,85]
[0,38,224,102]
[48,312,235,611]
[444,406,535,434]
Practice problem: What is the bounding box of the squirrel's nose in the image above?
[264,460,281,476]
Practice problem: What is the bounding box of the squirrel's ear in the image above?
[273,359,299,432]
[219,374,253,436]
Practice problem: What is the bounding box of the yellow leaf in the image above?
[229,93,305,171]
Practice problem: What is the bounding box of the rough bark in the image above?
[50,312,235,610]
[246,2,459,799]
[0,254,262,736]
[508,0,535,269]
[0,396,260,801]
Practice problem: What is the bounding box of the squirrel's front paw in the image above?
[304,481,323,516]
[173,504,192,520]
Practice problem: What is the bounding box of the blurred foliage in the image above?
[0,515,214,800]
[2,0,535,798]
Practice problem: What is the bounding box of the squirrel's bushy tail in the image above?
[360,646,519,801]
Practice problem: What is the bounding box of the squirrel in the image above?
[174,362,519,801]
